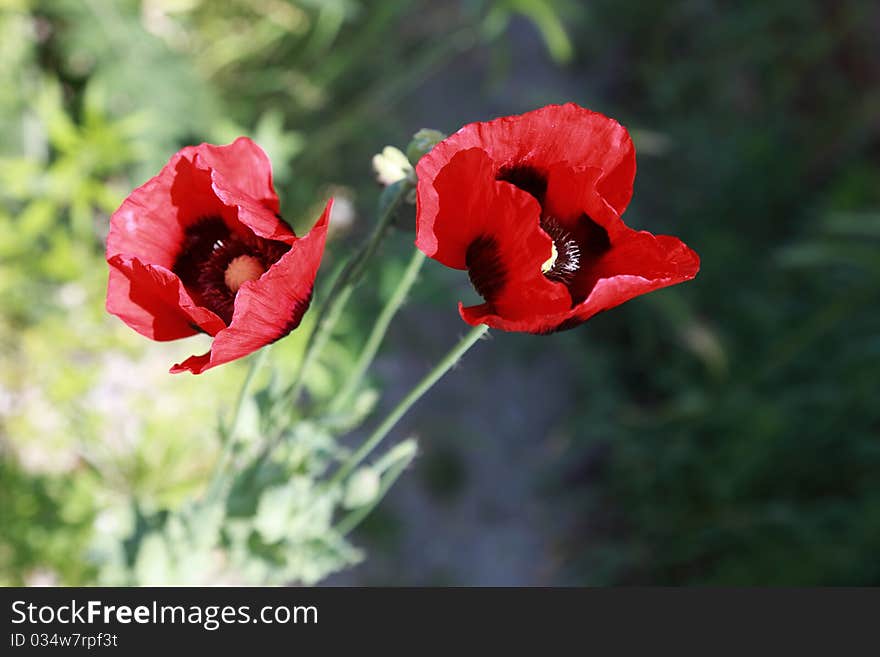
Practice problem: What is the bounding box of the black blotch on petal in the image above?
[580,214,611,256]
[466,235,506,303]
[496,164,548,205]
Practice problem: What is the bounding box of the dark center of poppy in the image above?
[493,163,613,301]
[172,216,290,325]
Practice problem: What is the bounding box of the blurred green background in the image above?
[1,0,878,585]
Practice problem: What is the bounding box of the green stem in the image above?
[281,180,413,411]
[335,445,416,536]
[329,248,426,414]
[328,323,489,488]
[284,285,353,410]
[206,347,268,500]
[230,347,268,436]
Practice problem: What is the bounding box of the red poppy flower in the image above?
[415,103,699,333]
[106,137,331,374]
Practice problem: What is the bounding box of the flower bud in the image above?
[372,146,413,186]
[406,129,446,165]
[343,467,381,509]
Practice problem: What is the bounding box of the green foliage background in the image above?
[1,0,877,585]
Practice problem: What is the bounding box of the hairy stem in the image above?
[206,347,268,500]
[328,323,489,488]
[329,248,427,414]
[335,444,417,536]
[281,180,413,412]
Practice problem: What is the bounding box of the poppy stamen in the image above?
[540,216,581,284]
[173,216,289,324]
[224,255,265,292]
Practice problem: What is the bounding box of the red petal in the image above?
[457,187,571,323]
[540,164,630,241]
[569,230,701,322]
[209,172,294,244]
[107,152,194,270]
[171,200,332,374]
[192,137,280,215]
[107,255,226,340]
[107,139,289,269]
[107,138,297,348]
[190,137,293,244]
[416,103,636,237]
[415,148,500,268]
[416,147,570,323]
[461,230,700,333]
[416,103,697,334]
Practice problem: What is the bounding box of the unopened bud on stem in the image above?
[406,129,446,166]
